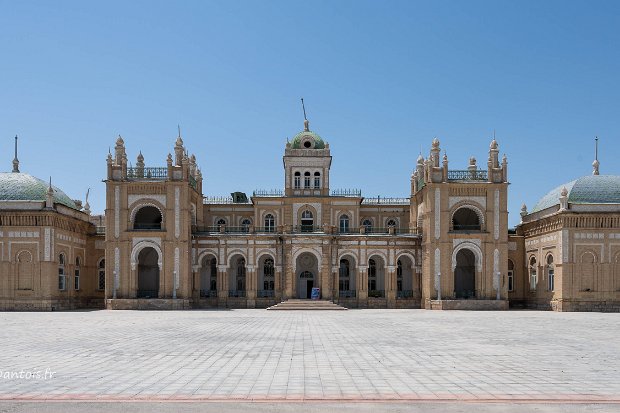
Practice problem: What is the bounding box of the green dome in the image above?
[532,175,620,213]
[291,130,326,149]
[0,172,78,210]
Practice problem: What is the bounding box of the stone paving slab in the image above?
[0,309,618,403]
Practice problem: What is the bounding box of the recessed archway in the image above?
[454,249,476,298]
[296,252,318,298]
[137,247,160,298]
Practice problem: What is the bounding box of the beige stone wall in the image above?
[0,212,103,310]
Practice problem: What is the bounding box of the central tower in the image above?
[283,118,332,197]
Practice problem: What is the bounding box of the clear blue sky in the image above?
[1,0,618,226]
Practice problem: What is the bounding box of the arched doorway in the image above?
[367,255,386,297]
[137,247,159,298]
[200,255,217,297]
[296,252,318,298]
[454,249,475,298]
[396,255,414,298]
[228,255,247,297]
[338,257,356,298]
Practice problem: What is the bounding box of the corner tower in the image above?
[104,134,204,309]
[412,137,509,310]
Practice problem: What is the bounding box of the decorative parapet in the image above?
[447,170,488,182]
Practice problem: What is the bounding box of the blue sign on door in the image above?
[311,287,320,300]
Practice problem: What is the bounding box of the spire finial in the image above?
[178,124,181,138]
[12,135,19,173]
[592,136,600,175]
[301,98,309,131]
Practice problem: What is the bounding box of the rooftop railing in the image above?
[127,167,168,180]
[447,170,488,181]
[361,197,410,205]
[203,196,252,204]
[330,189,362,197]
[253,189,284,197]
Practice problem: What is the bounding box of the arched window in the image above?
[339,214,350,233]
[529,256,537,291]
[264,258,275,291]
[368,258,377,291]
[314,172,321,188]
[74,257,81,290]
[301,210,313,232]
[452,207,481,231]
[134,206,162,230]
[236,258,246,291]
[507,259,514,292]
[217,218,226,227]
[362,219,372,233]
[264,214,275,233]
[386,219,397,228]
[547,255,555,292]
[304,172,311,188]
[339,259,350,291]
[58,254,66,290]
[397,259,403,292]
[294,172,301,189]
[97,259,105,291]
[241,218,251,232]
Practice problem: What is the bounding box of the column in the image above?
[321,263,331,299]
[357,265,368,300]
[386,265,396,306]
[217,265,227,301]
[246,265,256,308]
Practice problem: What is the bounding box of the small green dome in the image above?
[291,130,326,149]
[532,175,620,213]
[0,172,78,210]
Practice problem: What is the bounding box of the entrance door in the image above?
[298,270,313,298]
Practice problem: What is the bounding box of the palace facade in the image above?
[1,119,619,311]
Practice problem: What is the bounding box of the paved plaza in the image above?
[0,309,619,411]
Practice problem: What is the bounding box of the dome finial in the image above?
[592,136,600,175]
[12,135,19,173]
[301,97,310,131]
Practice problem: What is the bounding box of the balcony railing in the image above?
[330,189,362,197]
[253,189,283,197]
[292,225,324,233]
[257,290,275,298]
[397,290,414,299]
[447,170,488,181]
[254,226,277,233]
[228,290,246,298]
[127,167,168,180]
[132,223,163,230]
[361,197,410,205]
[339,290,356,298]
[452,224,482,231]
